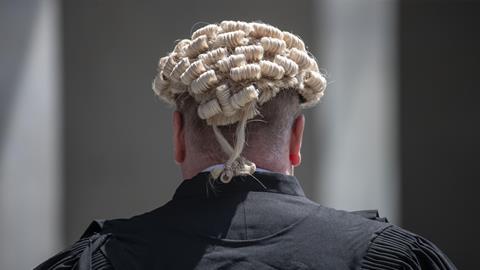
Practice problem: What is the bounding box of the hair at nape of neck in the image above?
[152,20,327,182]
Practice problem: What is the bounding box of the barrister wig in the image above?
[152,20,327,183]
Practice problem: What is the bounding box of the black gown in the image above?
[35,171,456,270]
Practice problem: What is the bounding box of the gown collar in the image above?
[201,163,273,173]
[172,170,306,200]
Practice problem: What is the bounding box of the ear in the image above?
[289,114,305,167]
[173,111,186,164]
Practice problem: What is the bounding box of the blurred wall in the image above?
[314,0,399,223]
[399,2,480,268]
[0,0,61,269]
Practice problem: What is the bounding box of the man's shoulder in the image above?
[287,202,392,256]
[33,205,170,270]
[299,199,391,236]
[34,218,114,270]
[296,203,456,269]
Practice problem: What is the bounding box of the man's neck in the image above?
[201,164,273,173]
[180,158,292,180]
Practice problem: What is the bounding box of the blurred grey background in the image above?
[1,0,478,269]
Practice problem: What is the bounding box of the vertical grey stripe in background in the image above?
[314,0,399,223]
[0,0,62,269]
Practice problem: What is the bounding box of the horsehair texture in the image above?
[152,20,327,183]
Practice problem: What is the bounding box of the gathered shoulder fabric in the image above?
[33,220,113,270]
[360,224,456,270]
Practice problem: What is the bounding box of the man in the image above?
[36,20,456,269]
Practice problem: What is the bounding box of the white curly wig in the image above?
[152,20,326,183]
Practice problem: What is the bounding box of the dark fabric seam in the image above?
[358,224,396,269]
[243,199,248,239]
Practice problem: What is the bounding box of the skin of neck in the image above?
[172,111,305,180]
